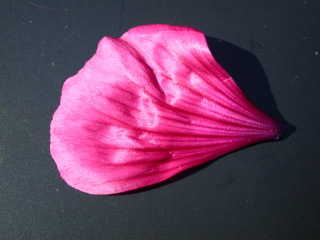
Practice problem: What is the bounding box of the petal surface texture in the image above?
[50,24,280,195]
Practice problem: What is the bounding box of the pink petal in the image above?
[50,25,280,195]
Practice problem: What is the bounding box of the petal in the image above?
[51,25,281,195]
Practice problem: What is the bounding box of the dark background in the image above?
[1,0,319,239]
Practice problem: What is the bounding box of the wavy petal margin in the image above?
[50,24,280,195]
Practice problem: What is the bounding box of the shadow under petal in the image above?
[206,36,295,139]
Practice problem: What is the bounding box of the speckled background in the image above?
[0,0,319,239]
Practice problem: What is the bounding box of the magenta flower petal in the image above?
[50,24,280,195]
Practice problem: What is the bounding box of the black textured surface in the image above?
[1,0,319,239]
